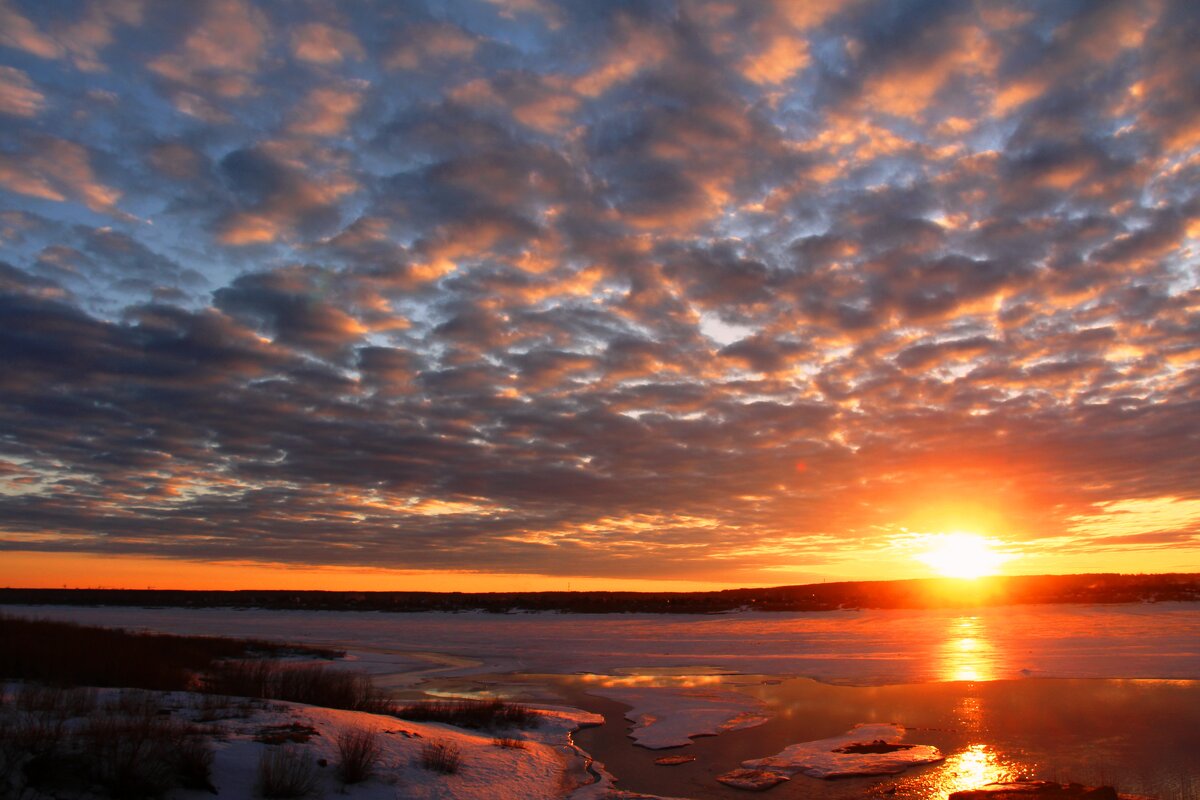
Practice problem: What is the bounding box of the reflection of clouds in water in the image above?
[579,673,725,689]
[939,615,999,682]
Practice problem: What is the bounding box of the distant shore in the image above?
[3,572,1199,615]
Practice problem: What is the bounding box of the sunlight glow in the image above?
[919,532,1011,579]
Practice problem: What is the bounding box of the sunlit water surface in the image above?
[7,602,1200,798]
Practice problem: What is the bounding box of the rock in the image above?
[716,768,790,791]
[948,781,1120,799]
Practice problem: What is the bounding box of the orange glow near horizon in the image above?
[0,551,738,593]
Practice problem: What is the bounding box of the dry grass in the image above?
[1,691,214,799]
[396,698,537,730]
[256,745,320,798]
[0,613,339,692]
[336,727,382,784]
[419,740,462,774]
[492,736,527,749]
[207,661,393,712]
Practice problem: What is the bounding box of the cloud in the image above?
[0,0,63,59]
[290,21,363,64]
[215,140,357,245]
[0,136,126,217]
[384,21,479,71]
[0,65,44,117]
[147,0,267,119]
[286,81,366,137]
[1,0,1198,584]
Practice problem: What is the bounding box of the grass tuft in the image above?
[419,740,462,774]
[256,746,320,798]
[335,727,382,784]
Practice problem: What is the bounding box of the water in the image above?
[5,602,1200,798]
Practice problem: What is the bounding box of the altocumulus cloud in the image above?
[1,0,1198,584]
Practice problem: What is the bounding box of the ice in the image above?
[7,603,1200,685]
[715,768,790,790]
[589,685,768,749]
[741,722,944,778]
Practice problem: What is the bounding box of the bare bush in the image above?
[335,727,382,784]
[419,740,462,774]
[256,746,321,798]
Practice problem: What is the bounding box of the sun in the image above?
[919,533,1009,579]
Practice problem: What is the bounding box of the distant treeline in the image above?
[2,573,1199,614]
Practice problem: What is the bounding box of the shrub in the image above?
[174,734,217,792]
[397,698,537,730]
[256,746,320,798]
[335,727,382,784]
[7,698,216,800]
[79,708,215,799]
[419,740,462,774]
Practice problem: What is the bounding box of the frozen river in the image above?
[6,602,1200,799]
[6,602,1199,685]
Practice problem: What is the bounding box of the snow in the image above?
[170,697,608,800]
[741,722,944,778]
[589,685,768,749]
[0,682,623,800]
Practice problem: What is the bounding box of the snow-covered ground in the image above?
[0,684,677,800]
[186,700,603,800]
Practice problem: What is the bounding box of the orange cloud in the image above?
[290,21,364,64]
[0,136,124,215]
[0,65,44,117]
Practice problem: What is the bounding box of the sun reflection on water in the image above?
[880,743,1030,799]
[938,615,999,682]
[938,744,1026,795]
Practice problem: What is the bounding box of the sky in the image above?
[1,0,1198,592]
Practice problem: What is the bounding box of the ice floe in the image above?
[715,768,790,790]
[588,685,768,749]
[741,722,943,779]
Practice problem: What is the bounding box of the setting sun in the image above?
[919,533,1011,580]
